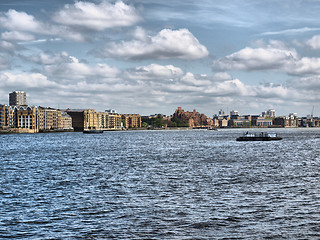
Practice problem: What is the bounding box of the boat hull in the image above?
[236,136,282,141]
[83,130,103,134]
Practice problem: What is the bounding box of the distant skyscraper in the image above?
[262,109,275,118]
[219,109,225,116]
[9,91,27,106]
[230,110,239,116]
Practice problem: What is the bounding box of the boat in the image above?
[83,129,103,134]
[236,132,282,141]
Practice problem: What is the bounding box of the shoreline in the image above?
[2,126,320,135]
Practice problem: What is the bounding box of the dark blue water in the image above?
[1,128,320,239]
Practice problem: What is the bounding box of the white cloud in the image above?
[253,83,289,99]
[52,1,141,31]
[1,31,35,42]
[306,35,320,49]
[126,64,184,81]
[289,57,320,76]
[29,52,71,65]
[0,10,44,33]
[180,72,212,86]
[290,75,320,91]
[42,54,120,82]
[0,40,21,53]
[260,27,320,36]
[204,78,250,96]
[100,28,209,60]
[213,72,232,81]
[0,72,56,88]
[213,45,298,71]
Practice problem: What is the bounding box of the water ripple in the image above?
[1,129,320,239]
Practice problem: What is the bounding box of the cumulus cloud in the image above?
[290,75,320,91]
[98,28,209,60]
[289,57,320,76]
[29,52,71,65]
[0,40,21,53]
[306,35,320,49]
[180,72,212,86]
[253,83,289,99]
[52,1,141,31]
[213,72,232,81]
[42,54,120,82]
[126,64,184,81]
[0,72,56,88]
[1,31,35,42]
[204,78,250,96]
[0,9,44,33]
[212,44,298,71]
[212,40,320,77]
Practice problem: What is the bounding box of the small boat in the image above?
[236,132,282,141]
[83,129,103,134]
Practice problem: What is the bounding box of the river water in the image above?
[1,128,320,239]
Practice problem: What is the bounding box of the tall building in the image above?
[262,109,276,118]
[9,91,27,106]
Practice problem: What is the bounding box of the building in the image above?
[252,117,273,127]
[122,114,141,128]
[61,112,73,130]
[66,109,99,131]
[9,91,27,106]
[172,107,211,128]
[15,105,39,130]
[100,112,122,130]
[274,116,297,127]
[38,107,62,130]
[219,118,229,127]
[0,105,13,129]
[105,109,117,114]
[218,109,225,116]
[229,118,251,127]
[262,109,275,118]
[66,109,122,131]
[230,110,239,117]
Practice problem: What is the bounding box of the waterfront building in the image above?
[100,112,122,130]
[66,109,122,131]
[313,118,320,127]
[15,105,39,130]
[172,107,211,128]
[219,118,229,127]
[0,105,13,128]
[252,117,273,127]
[274,116,297,128]
[229,118,251,127]
[9,91,27,106]
[61,112,73,130]
[122,114,141,128]
[66,109,99,131]
[38,107,62,130]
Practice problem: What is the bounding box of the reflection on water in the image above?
[1,128,320,239]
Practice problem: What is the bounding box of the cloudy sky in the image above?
[1,0,320,116]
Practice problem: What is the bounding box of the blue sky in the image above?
[1,0,320,116]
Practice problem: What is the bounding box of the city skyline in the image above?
[1,1,320,116]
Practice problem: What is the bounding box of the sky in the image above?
[1,0,320,117]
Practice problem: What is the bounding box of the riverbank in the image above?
[0,129,74,134]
